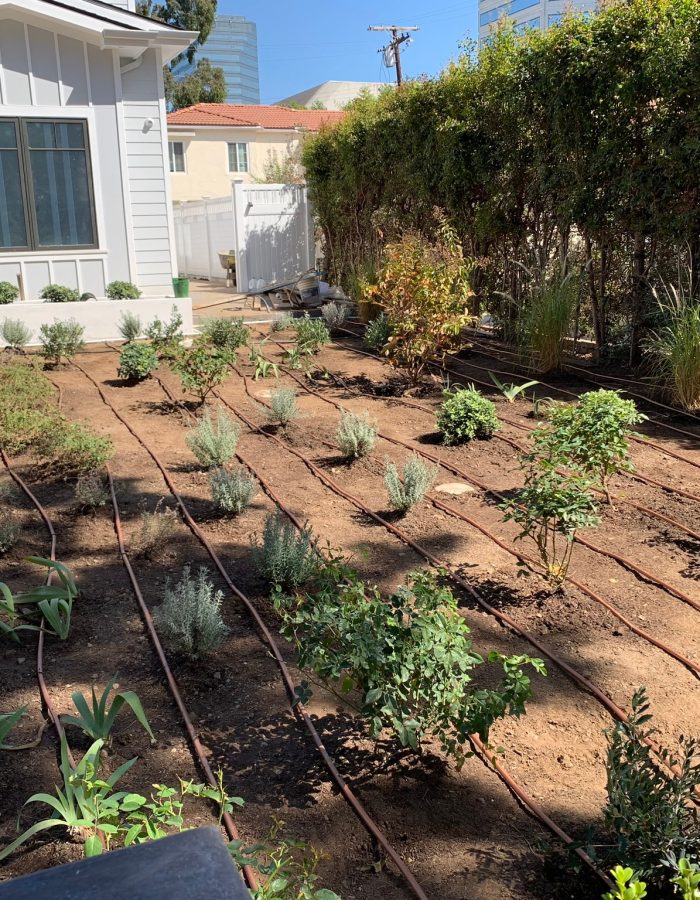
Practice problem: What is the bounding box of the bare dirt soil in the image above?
[2,329,699,899]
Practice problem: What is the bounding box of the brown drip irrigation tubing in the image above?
[234,367,700,680]
[216,370,694,788]
[252,335,700,612]
[70,361,429,900]
[104,467,259,892]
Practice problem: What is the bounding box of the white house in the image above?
[0,0,197,339]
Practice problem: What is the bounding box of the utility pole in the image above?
[368,25,419,86]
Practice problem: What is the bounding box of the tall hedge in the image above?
[303,0,700,359]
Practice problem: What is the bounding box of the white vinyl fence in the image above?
[172,183,314,290]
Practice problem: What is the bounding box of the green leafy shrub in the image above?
[209,466,257,514]
[437,385,501,445]
[106,281,141,300]
[1,318,33,350]
[277,564,544,764]
[321,301,349,330]
[144,306,183,358]
[337,409,377,458]
[363,312,391,351]
[74,474,108,511]
[186,408,239,467]
[154,566,229,659]
[603,866,647,900]
[0,282,19,304]
[294,314,330,355]
[40,284,80,303]
[265,388,299,426]
[361,214,475,383]
[522,275,577,373]
[501,466,600,585]
[0,359,62,453]
[532,390,645,503]
[39,319,85,366]
[253,513,317,588]
[132,503,179,560]
[384,453,437,513]
[48,422,113,476]
[117,343,158,383]
[671,858,700,900]
[200,317,249,353]
[604,688,700,886]
[172,346,229,405]
[118,311,142,342]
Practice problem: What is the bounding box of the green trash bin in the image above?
[172,276,190,298]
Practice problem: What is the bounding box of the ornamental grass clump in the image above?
[186,409,239,468]
[437,385,501,445]
[384,453,437,514]
[118,311,142,343]
[265,388,299,427]
[337,409,377,458]
[209,467,257,515]
[253,513,317,588]
[153,566,229,659]
[647,282,700,411]
[522,275,577,373]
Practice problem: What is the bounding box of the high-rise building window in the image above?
[228,142,249,173]
[169,141,185,173]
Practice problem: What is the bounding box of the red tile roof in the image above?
[167,104,345,130]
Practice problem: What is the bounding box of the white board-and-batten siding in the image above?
[0,16,175,298]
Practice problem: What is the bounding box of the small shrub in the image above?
[39,320,85,366]
[40,284,80,303]
[271,314,293,332]
[253,513,317,588]
[437,385,501,445]
[106,280,141,300]
[49,423,113,476]
[384,453,437,514]
[132,503,179,560]
[321,301,349,330]
[363,312,391,351]
[153,565,229,659]
[145,306,183,358]
[603,866,648,900]
[337,410,377,458]
[1,319,32,350]
[118,311,142,342]
[293,314,330,355]
[172,346,229,405]
[266,388,299,426]
[74,474,108,512]
[501,466,599,585]
[0,282,19,304]
[209,466,257,514]
[361,213,475,383]
[604,687,700,886]
[186,409,239,467]
[0,519,20,553]
[200,317,249,353]
[118,343,158,382]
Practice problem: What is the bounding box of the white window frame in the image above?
[168,140,185,173]
[227,142,249,173]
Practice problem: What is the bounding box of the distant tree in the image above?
[165,58,226,109]
[136,0,216,62]
[309,100,327,110]
[280,100,327,110]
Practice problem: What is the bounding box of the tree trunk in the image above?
[629,232,646,366]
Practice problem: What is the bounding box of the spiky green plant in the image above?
[522,275,577,373]
[153,566,229,659]
[186,409,240,468]
[253,513,317,588]
[266,388,299,426]
[209,467,257,514]
[337,410,377,458]
[647,281,700,411]
[384,454,437,513]
[1,319,32,350]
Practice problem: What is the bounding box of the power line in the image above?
[367,25,419,86]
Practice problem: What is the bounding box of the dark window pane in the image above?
[55,122,85,149]
[0,148,28,248]
[27,121,55,149]
[0,121,17,149]
[29,149,94,247]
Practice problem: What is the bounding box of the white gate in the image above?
[172,183,314,290]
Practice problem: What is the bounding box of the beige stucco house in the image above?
[166,104,344,202]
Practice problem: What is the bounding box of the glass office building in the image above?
[172,15,260,105]
[478,0,596,42]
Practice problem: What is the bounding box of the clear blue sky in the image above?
[216,1,479,104]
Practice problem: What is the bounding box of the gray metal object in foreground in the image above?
[0,827,249,900]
